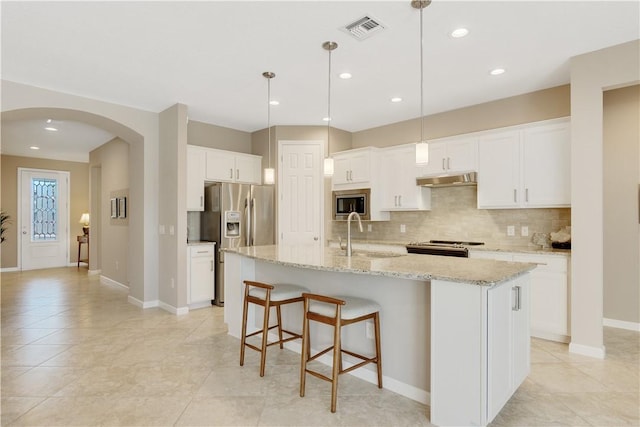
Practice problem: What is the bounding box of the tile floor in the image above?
[1,267,638,426]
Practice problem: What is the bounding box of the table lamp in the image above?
[79,213,90,235]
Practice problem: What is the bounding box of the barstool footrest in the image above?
[308,345,335,362]
[305,368,333,383]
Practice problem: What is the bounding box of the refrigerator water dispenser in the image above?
[224,211,241,238]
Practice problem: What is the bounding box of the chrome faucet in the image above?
[346,211,363,257]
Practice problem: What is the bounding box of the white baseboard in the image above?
[88,269,101,276]
[268,332,430,405]
[100,275,128,290]
[604,318,640,332]
[0,267,19,272]
[531,329,570,343]
[158,301,189,315]
[127,295,159,309]
[569,342,606,359]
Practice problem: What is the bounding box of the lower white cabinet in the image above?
[187,243,215,306]
[470,250,570,342]
[487,276,530,421]
[430,273,530,426]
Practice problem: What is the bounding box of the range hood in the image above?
[416,171,477,187]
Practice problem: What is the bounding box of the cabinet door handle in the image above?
[447,157,451,170]
[512,285,521,311]
[442,158,446,170]
[349,170,353,181]
[210,260,214,271]
[229,168,233,179]
[394,195,398,207]
[200,196,203,208]
[236,169,239,180]
[525,188,529,202]
[398,195,402,206]
[513,189,517,203]
[346,170,349,181]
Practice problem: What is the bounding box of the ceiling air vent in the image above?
[342,15,385,41]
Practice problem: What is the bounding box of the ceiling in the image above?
[1,1,639,162]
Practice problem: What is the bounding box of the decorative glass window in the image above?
[32,178,57,241]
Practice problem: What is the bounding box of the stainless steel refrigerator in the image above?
[200,182,275,306]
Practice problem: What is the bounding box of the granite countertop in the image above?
[327,239,571,257]
[225,244,536,287]
[187,240,216,246]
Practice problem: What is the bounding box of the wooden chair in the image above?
[299,293,382,412]
[240,280,308,377]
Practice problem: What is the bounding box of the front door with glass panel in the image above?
[19,169,70,270]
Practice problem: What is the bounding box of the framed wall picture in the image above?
[118,197,127,218]
[110,198,118,219]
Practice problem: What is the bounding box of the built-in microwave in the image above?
[333,189,370,220]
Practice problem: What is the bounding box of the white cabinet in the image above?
[470,250,570,342]
[379,144,431,211]
[477,119,571,209]
[187,243,215,307]
[421,136,478,176]
[430,273,530,426]
[332,148,376,189]
[187,145,206,211]
[487,275,530,421]
[205,148,262,184]
[514,253,570,342]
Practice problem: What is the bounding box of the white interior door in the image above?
[278,140,323,246]
[19,169,70,270]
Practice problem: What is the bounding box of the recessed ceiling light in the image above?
[451,28,469,38]
[339,72,352,79]
[46,119,52,123]
[323,117,331,122]
[44,126,58,131]
[490,68,506,76]
[391,97,403,103]
[269,100,279,106]
[30,146,40,150]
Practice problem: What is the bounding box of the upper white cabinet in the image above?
[420,136,478,176]
[205,148,262,184]
[187,145,206,211]
[477,119,571,209]
[332,147,376,189]
[380,144,431,211]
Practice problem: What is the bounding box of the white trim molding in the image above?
[0,267,19,272]
[100,275,128,290]
[128,295,159,309]
[604,318,640,332]
[569,342,606,359]
[158,301,189,315]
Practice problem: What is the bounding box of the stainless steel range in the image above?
[406,240,485,258]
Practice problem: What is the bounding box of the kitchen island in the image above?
[224,245,536,427]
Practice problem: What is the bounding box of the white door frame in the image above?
[277,140,324,246]
[17,167,70,270]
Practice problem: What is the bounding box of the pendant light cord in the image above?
[419,5,424,143]
[267,76,272,169]
[327,46,332,155]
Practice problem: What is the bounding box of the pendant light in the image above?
[263,71,275,185]
[323,41,338,176]
[413,0,431,165]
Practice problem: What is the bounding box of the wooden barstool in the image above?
[240,280,309,377]
[299,293,382,412]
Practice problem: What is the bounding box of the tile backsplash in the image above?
[329,186,570,248]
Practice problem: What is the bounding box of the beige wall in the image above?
[2,80,160,305]
[570,40,639,357]
[159,104,189,310]
[188,120,251,153]
[603,85,640,324]
[89,138,129,285]
[0,155,89,268]
[352,85,570,148]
